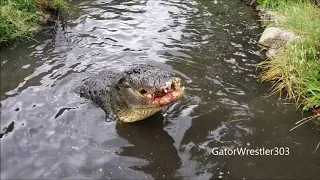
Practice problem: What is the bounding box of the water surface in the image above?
[1,0,319,179]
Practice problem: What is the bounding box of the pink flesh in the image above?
[149,87,184,106]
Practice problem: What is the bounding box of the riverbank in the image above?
[246,0,320,127]
[0,0,69,46]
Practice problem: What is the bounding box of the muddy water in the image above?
[1,0,319,179]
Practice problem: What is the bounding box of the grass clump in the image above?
[36,0,70,11]
[0,0,70,44]
[258,0,320,121]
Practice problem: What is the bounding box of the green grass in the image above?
[52,0,69,10]
[258,0,320,121]
[0,0,69,44]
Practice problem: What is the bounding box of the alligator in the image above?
[79,64,184,123]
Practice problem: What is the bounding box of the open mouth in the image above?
[147,77,185,106]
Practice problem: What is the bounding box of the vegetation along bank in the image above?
[0,0,69,46]
[244,0,320,128]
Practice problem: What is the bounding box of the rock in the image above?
[266,48,277,59]
[259,27,300,48]
[249,0,257,6]
[259,27,300,58]
[255,5,262,11]
[243,0,259,9]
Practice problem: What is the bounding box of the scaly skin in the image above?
[79,64,184,123]
[79,71,123,120]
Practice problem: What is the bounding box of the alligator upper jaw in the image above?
[147,78,184,106]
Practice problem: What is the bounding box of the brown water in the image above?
[1,0,319,179]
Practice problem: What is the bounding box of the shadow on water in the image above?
[1,0,320,179]
[116,113,181,179]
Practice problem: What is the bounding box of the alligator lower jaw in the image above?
[149,86,184,107]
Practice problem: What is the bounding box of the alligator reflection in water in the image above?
[116,114,181,179]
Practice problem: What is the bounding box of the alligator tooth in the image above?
[164,89,168,93]
[182,86,185,90]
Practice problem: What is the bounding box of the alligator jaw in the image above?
[117,77,184,123]
[147,77,184,106]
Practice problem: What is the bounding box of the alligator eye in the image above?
[139,88,147,94]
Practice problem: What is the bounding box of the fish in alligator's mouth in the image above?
[79,64,185,123]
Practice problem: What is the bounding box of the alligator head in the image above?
[112,64,184,122]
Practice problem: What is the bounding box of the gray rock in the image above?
[259,27,300,48]
[258,27,300,58]
[266,48,277,59]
